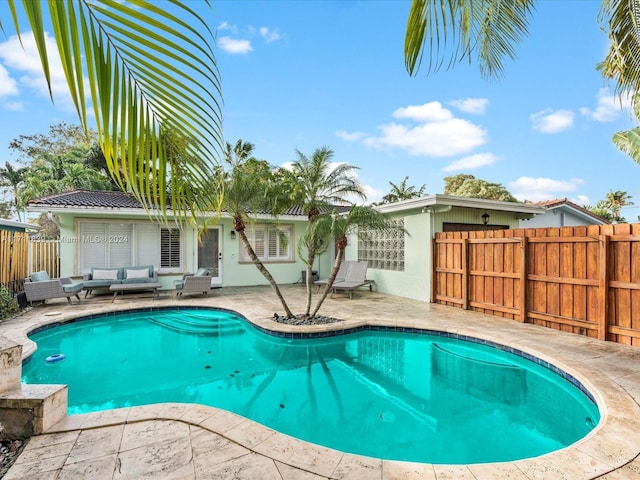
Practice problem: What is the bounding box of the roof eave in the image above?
[375,194,546,215]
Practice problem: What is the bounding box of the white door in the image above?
[197,228,221,286]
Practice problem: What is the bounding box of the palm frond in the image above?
[6,0,223,220]
[599,0,640,97]
[405,0,536,79]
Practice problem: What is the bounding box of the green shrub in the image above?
[0,286,19,321]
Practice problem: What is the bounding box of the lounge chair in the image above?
[330,261,374,299]
[174,268,212,298]
[23,271,84,305]
[314,261,350,291]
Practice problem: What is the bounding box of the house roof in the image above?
[530,198,610,225]
[26,189,347,218]
[374,194,546,217]
[0,218,40,231]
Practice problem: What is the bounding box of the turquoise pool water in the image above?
[22,308,600,464]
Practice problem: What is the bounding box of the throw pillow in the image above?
[30,271,50,282]
[92,269,119,280]
[126,268,151,280]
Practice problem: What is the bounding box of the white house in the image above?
[28,190,546,302]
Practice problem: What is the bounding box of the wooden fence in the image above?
[433,223,640,347]
[0,233,60,297]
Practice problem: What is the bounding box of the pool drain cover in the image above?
[379,412,396,423]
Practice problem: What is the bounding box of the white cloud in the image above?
[579,87,627,122]
[217,22,238,34]
[218,36,253,54]
[443,153,497,172]
[509,176,585,202]
[364,118,487,157]
[260,27,281,43]
[448,98,489,115]
[3,101,23,111]
[0,31,71,102]
[335,130,366,141]
[392,101,453,122]
[572,194,590,206]
[531,109,575,134]
[0,64,17,97]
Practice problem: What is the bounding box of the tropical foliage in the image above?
[286,147,365,316]
[443,174,517,202]
[2,1,223,217]
[304,206,403,318]
[220,140,294,318]
[0,123,119,223]
[377,176,427,204]
[404,0,536,79]
[585,189,634,223]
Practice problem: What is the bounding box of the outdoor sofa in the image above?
[82,265,157,297]
[174,268,213,298]
[23,270,84,305]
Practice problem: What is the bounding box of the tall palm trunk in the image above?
[236,222,294,318]
[310,239,346,317]
[304,248,316,317]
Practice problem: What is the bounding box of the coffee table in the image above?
[109,282,162,303]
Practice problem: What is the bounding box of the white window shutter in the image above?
[78,223,107,273]
[136,224,160,268]
[108,224,133,267]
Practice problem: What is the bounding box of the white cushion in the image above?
[92,269,119,280]
[126,268,150,280]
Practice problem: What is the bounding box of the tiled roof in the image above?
[28,190,148,209]
[530,198,610,224]
[27,189,350,217]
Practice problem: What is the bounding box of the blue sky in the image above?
[1,1,639,216]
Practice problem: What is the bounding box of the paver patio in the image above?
[2,285,640,479]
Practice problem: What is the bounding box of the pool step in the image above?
[147,313,246,335]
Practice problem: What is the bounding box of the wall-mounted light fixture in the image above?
[481,211,490,226]
[230,230,236,240]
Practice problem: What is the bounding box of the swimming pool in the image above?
[22,307,600,464]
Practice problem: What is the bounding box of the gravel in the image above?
[0,438,27,478]
[272,313,342,325]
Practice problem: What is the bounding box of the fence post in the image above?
[431,237,436,303]
[519,237,528,323]
[461,238,469,310]
[598,235,610,341]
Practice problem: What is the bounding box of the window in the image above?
[358,218,404,271]
[241,225,293,262]
[160,228,181,268]
[78,220,182,273]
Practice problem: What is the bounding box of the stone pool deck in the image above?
[2,284,640,479]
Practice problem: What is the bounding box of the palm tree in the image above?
[222,141,295,318]
[4,1,222,216]
[379,176,426,204]
[307,206,404,317]
[288,147,365,317]
[0,162,27,221]
[606,190,634,222]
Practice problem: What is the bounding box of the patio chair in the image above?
[314,260,350,291]
[23,271,84,305]
[174,269,213,298]
[330,261,374,299]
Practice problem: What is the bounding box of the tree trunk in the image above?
[237,229,294,318]
[310,247,345,318]
[304,248,316,317]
